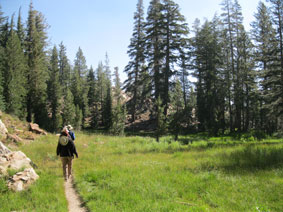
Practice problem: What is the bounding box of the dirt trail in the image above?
[64,178,87,212]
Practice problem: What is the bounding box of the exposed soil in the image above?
[64,177,87,212]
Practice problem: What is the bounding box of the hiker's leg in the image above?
[67,157,73,179]
[61,157,68,180]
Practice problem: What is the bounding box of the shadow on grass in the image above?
[218,145,283,171]
[125,130,156,137]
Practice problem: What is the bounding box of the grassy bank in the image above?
[0,135,68,212]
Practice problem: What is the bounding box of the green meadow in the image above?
[1,133,283,211]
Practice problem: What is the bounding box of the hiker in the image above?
[56,127,78,181]
[67,125,75,141]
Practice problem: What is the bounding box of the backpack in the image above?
[59,135,69,146]
[69,131,75,141]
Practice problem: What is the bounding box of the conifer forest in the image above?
[1,0,283,138]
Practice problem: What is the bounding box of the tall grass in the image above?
[1,132,282,211]
[221,145,283,169]
[72,133,283,212]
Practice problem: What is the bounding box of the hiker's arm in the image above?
[72,142,78,158]
[56,142,61,156]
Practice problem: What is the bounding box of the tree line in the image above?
[0,0,282,138]
[124,0,283,139]
[0,2,125,134]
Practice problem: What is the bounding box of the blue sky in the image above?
[1,0,260,82]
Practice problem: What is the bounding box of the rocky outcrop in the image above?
[0,117,40,191]
[0,151,33,176]
[0,142,39,191]
[7,134,23,143]
[7,168,39,191]
[0,119,8,139]
[0,141,11,154]
[29,123,47,135]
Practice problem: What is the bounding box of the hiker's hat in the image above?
[67,125,73,130]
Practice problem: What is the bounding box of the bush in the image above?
[240,133,255,142]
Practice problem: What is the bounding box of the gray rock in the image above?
[0,151,32,176]
[8,168,39,191]
[0,119,8,139]
[0,141,11,154]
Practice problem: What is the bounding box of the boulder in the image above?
[0,151,32,176]
[7,168,39,191]
[0,119,8,139]
[29,123,47,135]
[0,141,11,154]
[7,134,23,143]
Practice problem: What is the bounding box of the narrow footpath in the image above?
[64,178,87,212]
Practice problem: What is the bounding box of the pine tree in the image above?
[96,62,106,126]
[26,2,49,126]
[0,5,6,27]
[74,105,82,130]
[0,6,7,110]
[87,66,96,106]
[186,86,197,132]
[0,20,9,49]
[62,88,76,127]
[221,0,246,132]
[237,27,258,131]
[96,61,112,128]
[124,0,146,122]
[155,96,167,142]
[169,78,184,140]
[59,42,71,93]
[87,66,98,128]
[72,47,89,127]
[4,15,27,118]
[71,68,84,128]
[71,68,82,107]
[104,53,112,82]
[145,0,163,101]
[110,68,126,135]
[266,0,283,129]
[113,67,122,103]
[110,103,127,135]
[74,47,88,78]
[178,51,190,108]
[145,0,189,117]
[251,1,278,132]
[0,44,5,111]
[103,83,112,130]
[17,7,25,48]
[47,46,62,132]
[160,0,189,115]
[191,18,225,134]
